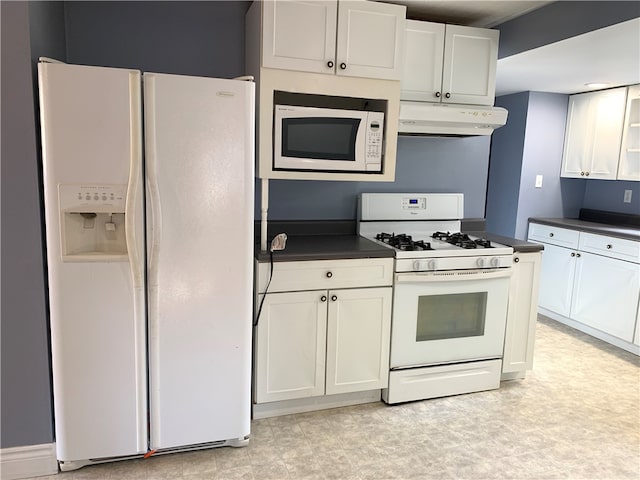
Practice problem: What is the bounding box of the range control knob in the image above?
[490,257,500,268]
[476,258,486,268]
[413,260,427,271]
[428,259,437,270]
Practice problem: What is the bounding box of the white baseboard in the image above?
[252,390,381,419]
[0,443,57,480]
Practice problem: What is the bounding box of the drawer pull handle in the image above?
[331,295,337,302]
[606,244,612,249]
[321,295,327,302]
[326,271,333,278]
[549,233,554,237]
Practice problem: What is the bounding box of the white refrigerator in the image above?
[38,60,254,471]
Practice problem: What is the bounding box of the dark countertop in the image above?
[463,231,544,253]
[529,217,640,242]
[255,234,395,262]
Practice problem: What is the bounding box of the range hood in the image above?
[398,101,508,136]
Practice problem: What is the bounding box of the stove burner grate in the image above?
[375,232,433,251]
[432,232,493,249]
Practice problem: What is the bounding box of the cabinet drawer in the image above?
[257,258,394,293]
[578,232,640,264]
[528,223,580,249]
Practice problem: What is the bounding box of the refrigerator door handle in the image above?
[124,71,148,454]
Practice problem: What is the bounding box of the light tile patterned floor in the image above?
[32,316,640,480]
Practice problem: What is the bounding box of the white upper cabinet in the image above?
[401,20,499,106]
[561,87,628,180]
[618,84,640,181]
[261,0,406,81]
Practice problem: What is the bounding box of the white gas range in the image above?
[358,193,514,404]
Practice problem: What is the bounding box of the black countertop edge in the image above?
[254,220,356,242]
[579,208,640,228]
[528,217,640,242]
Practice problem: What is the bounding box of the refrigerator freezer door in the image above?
[38,62,147,462]
[145,73,254,449]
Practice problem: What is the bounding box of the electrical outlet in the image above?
[624,190,632,203]
[535,175,543,188]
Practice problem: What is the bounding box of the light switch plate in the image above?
[535,175,543,188]
[624,190,632,203]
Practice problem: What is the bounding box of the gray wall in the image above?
[583,180,640,215]
[1,1,54,448]
[485,92,528,237]
[261,135,491,220]
[487,92,588,240]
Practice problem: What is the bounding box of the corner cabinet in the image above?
[253,258,393,409]
[401,20,499,106]
[618,84,640,181]
[528,222,640,354]
[560,87,628,180]
[260,0,406,81]
[502,252,541,378]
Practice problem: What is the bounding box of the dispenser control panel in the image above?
[59,184,127,213]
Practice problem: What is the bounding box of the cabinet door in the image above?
[571,252,639,342]
[562,92,593,178]
[503,252,541,374]
[441,25,499,106]
[617,84,640,181]
[262,0,337,74]
[562,87,627,179]
[400,20,445,102]
[325,287,392,395]
[335,0,406,80]
[537,244,576,317]
[255,291,327,403]
[589,87,627,179]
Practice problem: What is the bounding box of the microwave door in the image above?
[273,106,382,173]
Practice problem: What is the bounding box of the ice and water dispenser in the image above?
[59,184,128,261]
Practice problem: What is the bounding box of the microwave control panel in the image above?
[365,111,384,168]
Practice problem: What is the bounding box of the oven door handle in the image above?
[395,268,512,283]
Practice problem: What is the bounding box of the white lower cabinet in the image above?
[254,258,393,406]
[502,252,541,375]
[537,243,577,317]
[528,222,640,352]
[571,251,639,342]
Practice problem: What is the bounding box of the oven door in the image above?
[390,268,511,369]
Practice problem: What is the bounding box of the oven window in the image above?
[415,292,487,341]
[282,118,360,161]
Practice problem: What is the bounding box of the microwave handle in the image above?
[396,268,512,283]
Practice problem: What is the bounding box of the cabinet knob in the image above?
[340,62,346,70]
[321,295,327,302]
[434,91,441,98]
[331,295,337,302]
[326,271,333,278]
[327,60,334,68]
[576,253,581,258]
[607,244,612,249]
[445,92,451,99]
[549,233,554,237]
[514,257,520,263]
[585,172,590,177]
[581,172,585,176]
[571,252,576,257]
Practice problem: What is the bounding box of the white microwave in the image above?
[273,104,384,174]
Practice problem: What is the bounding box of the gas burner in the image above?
[376,232,433,251]
[474,238,493,248]
[431,232,494,249]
